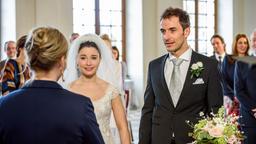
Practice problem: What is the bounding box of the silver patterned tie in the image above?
[170,58,184,107]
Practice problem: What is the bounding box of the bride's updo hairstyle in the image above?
[25,26,68,71]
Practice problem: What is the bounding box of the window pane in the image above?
[100,11,122,26]
[188,27,195,41]
[189,14,195,27]
[111,26,122,41]
[198,1,207,14]
[184,0,215,54]
[73,0,124,58]
[73,0,95,33]
[73,0,95,11]
[183,0,195,14]
[198,40,208,55]
[198,14,207,27]
[100,0,121,11]
[100,26,122,41]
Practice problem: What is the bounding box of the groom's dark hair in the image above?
[160,7,190,30]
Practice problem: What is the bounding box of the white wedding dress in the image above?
[61,34,123,144]
[92,84,119,144]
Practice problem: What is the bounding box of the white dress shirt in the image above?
[214,53,226,62]
[164,48,192,92]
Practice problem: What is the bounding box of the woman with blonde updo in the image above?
[0,26,104,144]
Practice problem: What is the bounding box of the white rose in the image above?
[191,63,198,70]
[197,62,203,67]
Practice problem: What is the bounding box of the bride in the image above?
[63,34,131,144]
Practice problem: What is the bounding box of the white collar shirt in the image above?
[164,48,192,91]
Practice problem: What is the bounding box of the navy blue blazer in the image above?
[0,80,104,144]
[139,51,223,144]
[234,61,256,127]
[221,55,236,100]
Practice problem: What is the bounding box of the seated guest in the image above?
[0,26,104,144]
[1,35,31,96]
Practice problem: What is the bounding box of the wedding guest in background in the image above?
[1,36,31,96]
[112,45,128,83]
[0,41,16,85]
[112,46,120,61]
[210,34,226,64]
[234,60,256,144]
[69,32,80,43]
[65,34,131,144]
[0,26,104,144]
[100,34,123,91]
[112,45,130,109]
[139,7,223,144]
[250,29,256,56]
[0,41,16,68]
[221,34,250,116]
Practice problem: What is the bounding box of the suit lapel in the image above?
[175,51,198,108]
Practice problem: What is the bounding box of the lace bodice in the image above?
[92,84,119,144]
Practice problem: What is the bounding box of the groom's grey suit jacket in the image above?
[139,51,223,144]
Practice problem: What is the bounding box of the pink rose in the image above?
[208,126,224,137]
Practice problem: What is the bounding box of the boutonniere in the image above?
[190,61,204,78]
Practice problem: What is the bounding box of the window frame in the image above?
[84,0,126,61]
[183,0,217,54]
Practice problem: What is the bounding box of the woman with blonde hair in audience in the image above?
[0,26,104,144]
[221,33,250,116]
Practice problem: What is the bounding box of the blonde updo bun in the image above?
[25,26,68,71]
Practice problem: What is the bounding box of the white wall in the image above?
[16,0,35,38]
[242,0,256,38]
[15,0,73,41]
[126,0,143,108]
[1,0,16,59]
[217,0,233,54]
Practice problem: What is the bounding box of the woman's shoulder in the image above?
[5,59,18,68]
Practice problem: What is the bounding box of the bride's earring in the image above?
[61,69,65,82]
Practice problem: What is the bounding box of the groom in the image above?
[139,7,223,144]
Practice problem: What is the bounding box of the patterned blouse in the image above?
[1,59,31,96]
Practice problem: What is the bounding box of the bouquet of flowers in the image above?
[187,107,244,144]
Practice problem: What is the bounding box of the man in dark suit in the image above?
[139,7,223,144]
[209,34,226,63]
[234,60,256,144]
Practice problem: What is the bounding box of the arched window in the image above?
[183,0,216,56]
[73,0,126,61]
